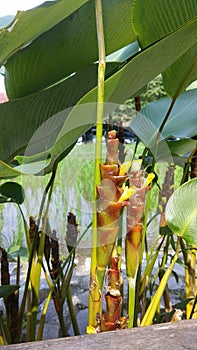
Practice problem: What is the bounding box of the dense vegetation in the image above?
[0,0,196,344]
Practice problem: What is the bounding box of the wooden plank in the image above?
[3,320,197,350]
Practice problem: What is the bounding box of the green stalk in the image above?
[181,146,197,185]
[117,214,124,268]
[127,277,136,328]
[30,233,46,339]
[156,55,197,152]
[67,286,80,335]
[37,222,91,340]
[189,294,197,319]
[116,213,124,314]
[140,248,161,321]
[36,288,52,341]
[59,258,76,337]
[155,66,195,155]
[58,314,68,338]
[18,204,31,255]
[140,237,180,326]
[126,223,142,328]
[158,235,172,312]
[26,288,31,342]
[184,247,196,319]
[139,190,151,271]
[0,312,11,345]
[134,190,151,326]
[126,167,153,328]
[117,214,124,314]
[139,235,165,298]
[88,0,106,328]
[31,165,57,340]
[155,98,176,152]
[36,263,55,341]
[18,163,58,341]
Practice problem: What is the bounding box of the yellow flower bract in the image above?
[119,161,132,175]
[119,185,136,202]
[145,173,155,186]
[86,326,97,334]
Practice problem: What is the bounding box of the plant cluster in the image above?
[0,0,197,345]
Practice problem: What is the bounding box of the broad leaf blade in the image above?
[106,41,139,62]
[132,0,197,47]
[0,182,25,204]
[0,62,120,163]
[162,44,197,97]
[0,0,89,67]
[166,178,197,245]
[0,158,51,179]
[83,19,197,104]
[7,246,27,262]
[132,0,197,97]
[0,160,22,178]
[168,138,197,167]
[15,159,51,175]
[4,0,136,98]
[1,19,197,176]
[136,89,197,143]
[168,139,197,157]
[0,285,19,298]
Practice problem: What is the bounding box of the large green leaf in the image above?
[132,0,197,97]
[168,139,197,157]
[166,178,197,246]
[1,18,197,176]
[0,160,22,178]
[162,44,197,97]
[0,285,19,298]
[132,0,197,47]
[106,41,139,62]
[81,19,197,104]
[0,157,51,178]
[4,0,136,99]
[135,89,197,144]
[0,182,25,204]
[0,0,89,66]
[46,19,197,172]
[168,138,197,166]
[0,62,120,163]
[39,19,197,173]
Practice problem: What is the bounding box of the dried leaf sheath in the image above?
[126,165,151,327]
[50,230,60,280]
[96,131,127,287]
[66,212,79,253]
[191,150,197,179]
[157,164,175,312]
[126,181,149,279]
[99,253,128,332]
[158,164,175,227]
[1,248,10,286]
[125,170,149,278]
[0,248,19,343]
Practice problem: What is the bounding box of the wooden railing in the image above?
[2,319,197,350]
